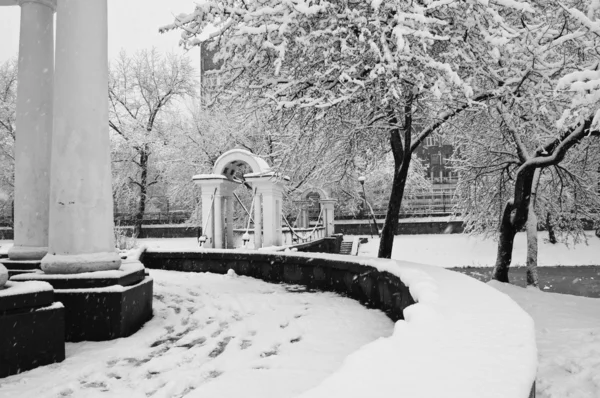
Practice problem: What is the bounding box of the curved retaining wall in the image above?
[140,250,414,322]
[140,249,536,398]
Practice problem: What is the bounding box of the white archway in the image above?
[212,149,271,179]
[295,187,336,236]
[193,149,284,249]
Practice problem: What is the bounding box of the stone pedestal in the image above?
[11,262,153,342]
[9,0,56,262]
[41,0,120,274]
[0,280,65,377]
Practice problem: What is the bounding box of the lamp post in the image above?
[358,176,380,238]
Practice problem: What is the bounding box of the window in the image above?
[425,137,434,146]
[431,154,441,165]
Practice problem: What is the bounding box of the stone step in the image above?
[339,241,353,255]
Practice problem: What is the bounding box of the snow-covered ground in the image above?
[0,270,393,398]
[357,231,600,267]
[355,234,600,398]
[492,282,600,398]
[6,231,594,268]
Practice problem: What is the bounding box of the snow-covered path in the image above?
[492,282,600,398]
[0,270,393,398]
[357,231,600,267]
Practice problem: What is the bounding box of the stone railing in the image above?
[139,249,536,398]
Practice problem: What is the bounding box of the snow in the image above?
[0,270,393,398]
[11,261,144,281]
[0,237,540,397]
[263,253,536,398]
[492,282,600,398]
[357,231,600,267]
[0,280,53,297]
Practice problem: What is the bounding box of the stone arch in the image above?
[300,187,330,201]
[212,149,270,181]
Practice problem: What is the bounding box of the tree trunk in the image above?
[133,145,149,238]
[525,169,540,288]
[545,212,557,244]
[492,166,537,282]
[492,201,518,282]
[378,157,411,258]
[378,97,413,259]
[526,202,539,287]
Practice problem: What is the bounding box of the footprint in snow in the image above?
[240,339,252,350]
[260,344,280,358]
[209,336,233,358]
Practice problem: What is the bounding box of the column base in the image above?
[10,262,153,341]
[8,245,48,261]
[0,281,65,377]
[41,251,122,274]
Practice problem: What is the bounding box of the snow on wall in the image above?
[299,253,536,398]
[144,248,537,398]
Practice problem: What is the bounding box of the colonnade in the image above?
[6,0,120,273]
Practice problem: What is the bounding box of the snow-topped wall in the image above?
[141,249,537,398]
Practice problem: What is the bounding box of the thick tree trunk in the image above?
[492,201,518,282]
[526,202,540,287]
[545,212,557,244]
[525,169,541,287]
[133,145,149,238]
[492,166,537,282]
[378,157,411,258]
[378,96,413,259]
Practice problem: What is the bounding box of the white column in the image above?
[320,199,337,237]
[262,192,283,246]
[248,175,285,248]
[226,196,234,248]
[262,194,275,246]
[253,194,262,249]
[41,0,121,274]
[8,0,56,261]
[200,189,215,248]
[293,201,309,228]
[213,194,223,249]
[319,199,337,236]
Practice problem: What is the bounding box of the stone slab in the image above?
[7,269,39,278]
[10,262,145,290]
[0,284,54,312]
[0,259,41,270]
[55,276,153,342]
[0,303,65,378]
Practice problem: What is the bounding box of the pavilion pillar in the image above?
[320,199,337,237]
[41,0,121,273]
[193,176,238,249]
[294,200,310,228]
[224,193,235,249]
[199,187,216,248]
[249,174,285,248]
[253,193,262,249]
[213,193,224,249]
[8,0,56,261]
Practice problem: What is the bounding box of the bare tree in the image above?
[0,58,17,222]
[108,49,196,236]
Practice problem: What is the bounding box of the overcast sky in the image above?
[0,0,201,71]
